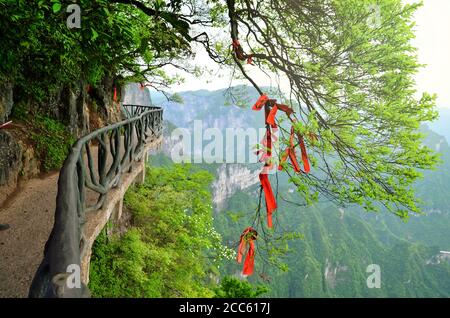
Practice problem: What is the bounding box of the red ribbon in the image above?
[259,173,277,228]
[113,86,118,102]
[237,227,258,276]
[266,104,278,128]
[265,103,294,128]
[232,39,246,61]
[140,82,153,90]
[257,126,278,165]
[232,39,240,50]
[232,39,254,64]
[251,94,313,227]
[252,94,269,110]
[279,126,311,174]
[86,85,92,93]
[298,134,311,173]
[276,104,294,117]
[289,126,301,172]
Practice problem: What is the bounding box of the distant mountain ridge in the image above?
[153,86,264,129]
[155,87,450,142]
[429,108,450,143]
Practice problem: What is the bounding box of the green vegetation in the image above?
[30,115,75,171]
[212,166,450,298]
[11,102,75,171]
[89,164,241,297]
[2,0,447,298]
[214,276,268,298]
[89,229,163,297]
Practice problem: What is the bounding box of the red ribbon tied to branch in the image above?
[257,127,279,167]
[237,227,258,276]
[264,127,272,157]
[140,82,153,90]
[279,126,311,174]
[252,94,280,227]
[254,95,294,128]
[232,39,254,65]
[259,173,277,228]
[266,103,294,128]
[266,104,278,128]
[251,94,313,227]
[252,94,269,110]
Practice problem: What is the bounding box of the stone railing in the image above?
[28,105,163,297]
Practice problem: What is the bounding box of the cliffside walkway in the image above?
[0,172,59,297]
[0,105,163,298]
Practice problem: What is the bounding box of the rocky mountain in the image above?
[122,83,153,106]
[212,164,260,211]
[154,87,265,211]
[215,141,450,297]
[153,86,264,130]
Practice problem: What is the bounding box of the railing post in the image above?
[135,150,147,185]
[112,197,124,223]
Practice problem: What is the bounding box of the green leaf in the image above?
[52,2,62,13]
[91,28,99,41]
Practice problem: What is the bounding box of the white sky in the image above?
[167,0,450,108]
[407,0,450,108]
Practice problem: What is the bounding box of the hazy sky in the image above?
[167,0,450,108]
[407,0,450,108]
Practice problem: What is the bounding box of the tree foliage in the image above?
[214,276,268,298]
[0,0,191,102]
[30,114,75,171]
[217,0,439,218]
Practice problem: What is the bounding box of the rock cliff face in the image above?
[212,164,260,211]
[55,77,122,136]
[122,83,153,106]
[158,120,261,211]
[323,259,349,289]
[0,83,13,124]
[426,251,450,265]
[0,131,21,204]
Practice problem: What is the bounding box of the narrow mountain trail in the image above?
[0,172,58,297]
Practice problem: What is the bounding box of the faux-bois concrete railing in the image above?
[28,105,163,298]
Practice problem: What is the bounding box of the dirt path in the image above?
[0,172,59,298]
